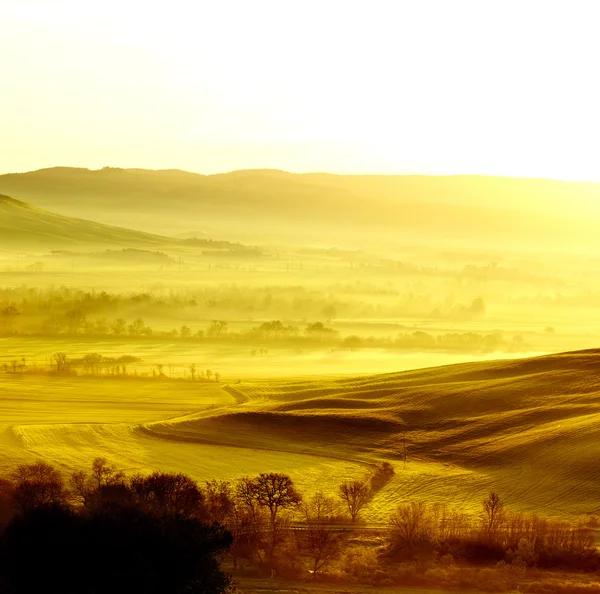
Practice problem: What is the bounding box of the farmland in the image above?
[2,348,599,525]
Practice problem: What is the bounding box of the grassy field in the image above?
[0,336,547,380]
[1,348,599,525]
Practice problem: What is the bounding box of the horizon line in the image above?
[2,165,600,185]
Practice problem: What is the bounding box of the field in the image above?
[2,348,599,524]
[2,170,600,538]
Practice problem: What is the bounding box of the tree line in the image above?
[0,458,597,593]
[0,284,488,336]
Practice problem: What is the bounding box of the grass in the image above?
[0,336,543,380]
[1,348,600,525]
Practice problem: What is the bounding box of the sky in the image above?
[1,0,599,180]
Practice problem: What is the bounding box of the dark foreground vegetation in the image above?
[0,459,599,593]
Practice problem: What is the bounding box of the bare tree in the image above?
[390,501,435,548]
[53,352,70,374]
[90,458,125,488]
[338,480,371,523]
[303,491,341,522]
[207,320,228,339]
[205,479,234,524]
[480,492,505,542]
[130,471,206,519]
[189,363,197,380]
[238,473,302,559]
[301,491,345,578]
[304,524,344,578]
[11,462,68,513]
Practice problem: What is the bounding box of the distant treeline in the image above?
[2,353,222,382]
[0,458,597,593]
[0,285,487,333]
[0,286,527,354]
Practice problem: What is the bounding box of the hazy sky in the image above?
[1,0,599,179]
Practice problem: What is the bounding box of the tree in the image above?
[0,305,19,334]
[71,458,126,508]
[205,480,235,525]
[53,352,70,374]
[390,501,435,548]
[305,321,337,338]
[238,473,302,528]
[338,480,371,523]
[238,473,302,559]
[189,363,197,380]
[301,491,345,578]
[302,491,341,522]
[481,492,505,543]
[303,524,343,578]
[130,472,206,519]
[128,318,147,337]
[207,320,228,339]
[11,462,68,513]
[87,458,123,487]
[0,504,233,594]
[111,318,127,337]
[65,308,86,334]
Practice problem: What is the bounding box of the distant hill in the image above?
[1,167,600,249]
[0,194,175,250]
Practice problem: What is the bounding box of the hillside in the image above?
[141,349,600,519]
[1,167,599,249]
[1,349,598,521]
[0,194,176,250]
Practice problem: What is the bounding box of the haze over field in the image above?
[2,2,600,593]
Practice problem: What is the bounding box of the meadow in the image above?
[2,348,600,526]
[2,171,600,592]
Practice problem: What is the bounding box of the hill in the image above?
[0,193,177,250]
[140,349,600,519]
[1,349,597,521]
[1,167,600,249]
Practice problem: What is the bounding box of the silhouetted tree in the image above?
[130,471,207,519]
[70,458,126,509]
[11,462,68,514]
[390,501,435,549]
[52,352,70,374]
[205,479,235,524]
[238,473,301,560]
[338,480,371,523]
[0,504,233,594]
[480,492,505,543]
[303,524,344,578]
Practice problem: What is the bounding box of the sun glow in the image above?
[1,0,599,180]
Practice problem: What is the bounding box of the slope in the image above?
[0,194,176,249]
[1,167,599,249]
[142,349,600,518]
[1,350,599,520]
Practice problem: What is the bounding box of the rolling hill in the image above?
[1,167,600,250]
[1,349,599,520]
[0,193,176,250]
[140,349,600,519]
